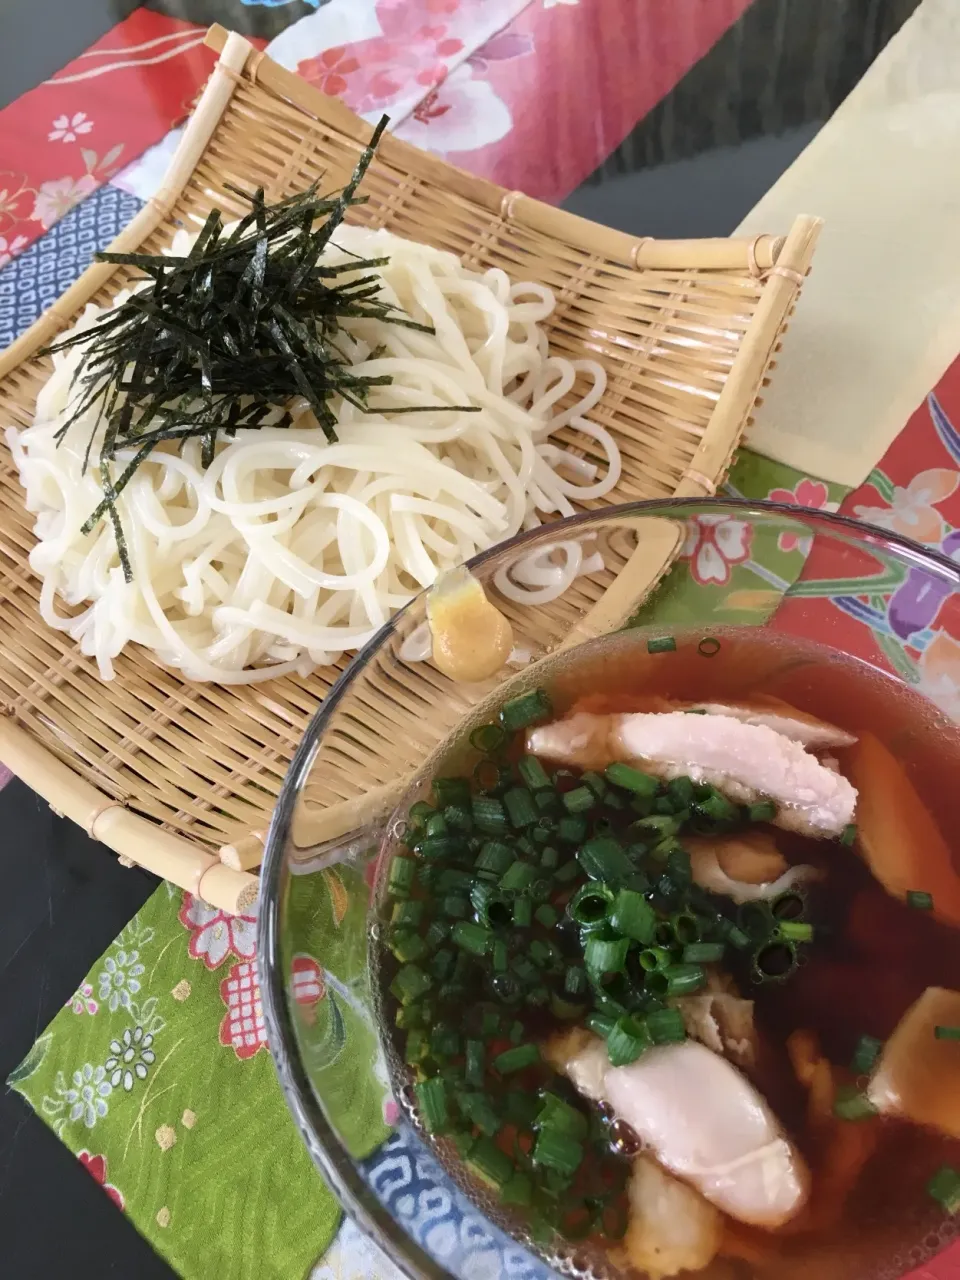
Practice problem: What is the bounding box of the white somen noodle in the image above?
[9,224,618,683]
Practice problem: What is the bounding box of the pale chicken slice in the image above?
[527,710,857,839]
[867,987,960,1138]
[687,832,822,904]
[686,697,856,751]
[621,1155,722,1280]
[548,1031,810,1228]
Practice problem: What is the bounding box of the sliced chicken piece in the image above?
[549,1031,810,1228]
[528,711,856,839]
[687,834,822,904]
[687,697,856,751]
[867,986,960,1138]
[621,1154,722,1280]
[543,1027,608,1102]
[846,732,960,927]
[674,989,758,1068]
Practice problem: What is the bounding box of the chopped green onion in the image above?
[465,1039,485,1087]
[753,939,798,982]
[564,965,588,997]
[667,776,696,808]
[670,909,699,944]
[471,884,513,928]
[569,881,616,926]
[738,900,776,942]
[499,689,552,733]
[833,1084,878,1122]
[441,895,470,919]
[390,963,432,1005]
[391,900,424,928]
[429,948,454,981]
[434,777,471,807]
[777,921,814,943]
[609,888,656,943]
[472,796,508,835]
[532,1130,583,1176]
[409,800,435,823]
[504,787,538,828]
[644,970,669,998]
[646,1008,687,1045]
[389,930,427,963]
[423,920,449,950]
[606,1014,654,1066]
[748,800,777,823]
[500,1171,533,1207]
[436,868,473,893]
[665,963,707,996]
[452,921,493,956]
[771,890,805,922]
[500,860,536,892]
[492,940,508,972]
[934,1025,960,1041]
[418,835,462,860]
[467,1136,515,1188]
[724,923,752,951]
[415,1078,449,1133]
[586,1011,617,1038]
[697,637,721,657]
[632,813,681,841]
[562,785,597,814]
[907,890,933,911]
[494,1043,540,1074]
[536,1093,589,1140]
[470,723,509,754]
[518,755,551,791]
[540,845,560,871]
[681,941,725,964]
[695,790,739,824]
[513,896,533,927]
[850,1035,883,1074]
[535,903,559,929]
[605,762,659,798]
[578,837,634,882]
[475,840,515,875]
[840,823,857,847]
[585,935,630,978]
[511,955,540,986]
[637,946,672,972]
[395,1002,428,1030]
[430,1025,460,1058]
[557,816,588,845]
[387,856,416,896]
[460,1091,501,1137]
[646,636,676,654]
[927,1165,960,1215]
[405,1029,429,1064]
[554,858,582,883]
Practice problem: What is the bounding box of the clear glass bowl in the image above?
[259,499,960,1280]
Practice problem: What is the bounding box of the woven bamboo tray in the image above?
[0,27,821,912]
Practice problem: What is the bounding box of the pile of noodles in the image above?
[8,224,619,684]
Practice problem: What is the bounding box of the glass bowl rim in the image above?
[257,496,960,1280]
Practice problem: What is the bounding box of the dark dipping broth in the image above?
[373,627,960,1280]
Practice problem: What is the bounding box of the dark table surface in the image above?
[0,0,922,1274]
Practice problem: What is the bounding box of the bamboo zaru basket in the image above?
[0,27,821,913]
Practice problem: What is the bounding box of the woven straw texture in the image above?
[0,28,820,911]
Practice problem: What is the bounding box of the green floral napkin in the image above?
[8,447,847,1279]
[10,864,389,1280]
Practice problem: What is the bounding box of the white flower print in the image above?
[64,1064,112,1127]
[0,233,29,268]
[104,1026,156,1092]
[180,893,257,969]
[98,948,145,1012]
[48,112,94,144]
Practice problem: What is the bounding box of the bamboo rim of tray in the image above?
[0,26,821,912]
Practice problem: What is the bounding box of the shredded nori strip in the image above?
[44,115,477,581]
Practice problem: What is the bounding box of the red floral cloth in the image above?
[0,9,216,261]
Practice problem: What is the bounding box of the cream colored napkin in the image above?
[736,0,960,487]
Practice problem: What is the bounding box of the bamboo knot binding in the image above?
[748,234,805,287]
[681,469,719,495]
[630,238,653,268]
[499,190,524,220]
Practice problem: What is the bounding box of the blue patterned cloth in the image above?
[0,186,143,351]
[364,1129,549,1280]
